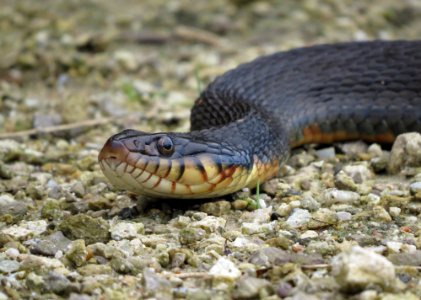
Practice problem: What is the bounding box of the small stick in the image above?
[301,263,331,270]
[169,272,214,279]
[174,26,221,47]
[0,118,113,140]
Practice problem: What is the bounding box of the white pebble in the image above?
[388,207,401,217]
[367,143,383,157]
[289,200,301,208]
[110,221,144,241]
[209,257,241,279]
[336,211,352,222]
[5,248,19,259]
[1,220,47,239]
[315,147,336,159]
[241,221,276,234]
[366,193,381,205]
[409,181,421,193]
[401,244,416,253]
[321,189,360,205]
[300,230,318,239]
[386,241,402,253]
[332,246,397,292]
[286,208,311,228]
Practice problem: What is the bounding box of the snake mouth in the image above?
[98,133,258,199]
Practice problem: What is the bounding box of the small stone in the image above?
[170,252,187,268]
[265,236,291,249]
[200,200,231,216]
[42,271,78,295]
[388,133,421,174]
[372,206,392,222]
[143,268,172,298]
[342,164,374,183]
[0,194,28,217]
[241,207,272,224]
[339,141,368,156]
[209,257,241,279]
[367,143,383,157]
[249,247,322,267]
[179,227,206,245]
[321,189,360,206]
[315,147,336,159]
[0,259,20,273]
[336,211,352,221]
[0,139,22,162]
[110,256,153,275]
[0,162,13,179]
[40,200,64,220]
[65,240,88,267]
[232,276,272,299]
[20,254,65,271]
[387,250,421,266]
[389,207,401,217]
[386,241,402,253]
[409,182,421,194]
[276,203,292,217]
[191,216,226,233]
[366,193,381,205]
[276,281,293,298]
[5,248,20,259]
[371,155,390,173]
[114,50,139,71]
[77,264,113,276]
[70,181,85,198]
[241,221,276,234]
[33,112,62,129]
[28,231,71,256]
[261,179,279,196]
[332,246,400,292]
[307,208,338,229]
[300,230,318,239]
[286,208,311,228]
[231,199,249,210]
[68,293,92,300]
[334,171,358,191]
[110,221,144,241]
[2,220,47,240]
[58,214,110,244]
[300,195,320,211]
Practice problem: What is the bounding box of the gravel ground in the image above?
[0,0,420,299]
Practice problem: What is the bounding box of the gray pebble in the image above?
[388,133,421,174]
[336,211,352,222]
[27,231,72,256]
[315,147,336,159]
[0,259,20,273]
[409,182,421,194]
[286,208,311,228]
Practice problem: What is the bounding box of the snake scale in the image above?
[99,40,421,199]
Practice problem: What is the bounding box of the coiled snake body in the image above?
[99,40,421,199]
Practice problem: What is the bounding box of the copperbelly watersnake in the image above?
[98,40,421,199]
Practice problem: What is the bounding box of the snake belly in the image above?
[99,40,421,199]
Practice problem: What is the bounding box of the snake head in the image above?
[98,129,254,198]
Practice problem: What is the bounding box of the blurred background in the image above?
[0,0,420,141]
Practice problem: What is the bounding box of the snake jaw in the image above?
[98,130,260,198]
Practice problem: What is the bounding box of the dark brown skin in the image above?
[99,40,421,198]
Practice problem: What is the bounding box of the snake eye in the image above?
[157,136,174,156]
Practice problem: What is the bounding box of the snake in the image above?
[98,40,421,199]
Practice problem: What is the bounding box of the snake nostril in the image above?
[98,138,130,161]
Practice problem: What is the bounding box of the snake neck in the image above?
[190,92,290,188]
